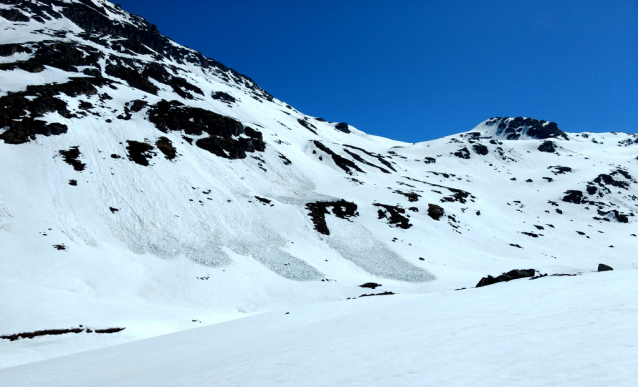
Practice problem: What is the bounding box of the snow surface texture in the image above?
[1,270,637,386]
[0,0,637,376]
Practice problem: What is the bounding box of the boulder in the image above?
[597,264,613,272]
[476,269,535,287]
[427,204,445,220]
[538,140,557,153]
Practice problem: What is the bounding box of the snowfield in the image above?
[1,270,636,386]
[0,0,636,383]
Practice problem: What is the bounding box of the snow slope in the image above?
[1,270,636,386]
[0,0,636,372]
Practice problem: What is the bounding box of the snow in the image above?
[0,0,637,381]
[1,270,636,386]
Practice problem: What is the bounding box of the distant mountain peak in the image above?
[482,116,569,141]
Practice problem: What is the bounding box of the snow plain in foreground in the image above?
[2,269,636,387]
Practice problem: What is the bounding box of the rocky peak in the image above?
[484,117,569,141]
[0,0,272,101]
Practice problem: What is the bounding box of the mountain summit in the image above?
[0,0,636,368]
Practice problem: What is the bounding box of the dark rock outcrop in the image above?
[485,117,569,140]
[212,91,236,103]
[393,190,420,202]
[0,77,112,144]
[306,200,359,235]
[476,269,536,287]
[335,122,350,133]
[427,204,445,220]
[313,141,364,175]
[59,146,86,171]
[453,147,471,159]
[298,119,318,134]
[597,264,613,272]
[562,190,584,204]
[148,100,264,159]
[538,140,557,153]
[155,137,176,160]
[126,140,156,166]
[472,144,489,155]
[374,204,412,229]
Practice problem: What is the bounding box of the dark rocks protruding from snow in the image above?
[0,326,125,341]
[335,122,351,133]
[212,91,236,103]
[374,204,412,229]
[427,204,445,220]
[126,140,156,166]
[485,117,569,141]
[155,137,176,160]
[148,100,264,159]
[359,291,396,297]
[306,200,359,235]
[0,77,113,144]
[313,141,364,175]
[298,119,318,134]
[105,62,158,95]
[424,157,436,164]
[343,144,397,172]
[596,209,630,223]
[472,144,489,155]
[59,146,86,171]
[128,99,148,112]
[592,169,635,191]
[343,149,391,174]
[538,141,557,153]
[0,43,32,56]
[548,166,572,175]
[359,282,382,289]
[597,264,613,272]
[562,190,584,204]
[453,147,471,159]
[476,269,536,288]
[393,190,420,202]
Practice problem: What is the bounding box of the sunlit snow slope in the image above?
[1,270,637,387]
[0,0,636,369]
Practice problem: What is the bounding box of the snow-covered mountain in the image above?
[0,0,636,371]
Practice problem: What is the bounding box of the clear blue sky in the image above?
[118,0,637,142]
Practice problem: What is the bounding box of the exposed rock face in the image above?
[453,147,471,159]
[597,264,613,272]
[155,137,177,160]
[335,122,351,133]
[314,141,364,174]
[126,141,156,166]
[538,140,557,153]
[562,190,584,204]
[306,200,359,235]
[374,204,412,229]
[0,77,113,144]
[148,100,264,159]
[486,117,569,140]
[212,91,236,103]
[59,146,86,171]
[427,204,445,220]
[472,144,489,155]
[476,269,536,287]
